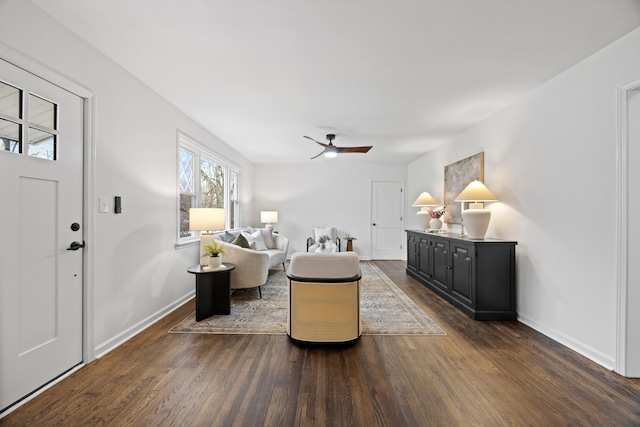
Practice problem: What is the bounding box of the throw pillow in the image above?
[232,233,252,249]
[251,230,268,251]
[240,231,259,251]
[252,227,274,249]
[222,230,239,243]
[313,227,334,245]
[315,235,337,252]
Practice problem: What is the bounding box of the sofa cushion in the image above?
[288,252,360,279]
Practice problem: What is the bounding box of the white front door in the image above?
[0,59,84,411]
[371,180,404,260]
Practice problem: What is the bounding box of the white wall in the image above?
[254,162,407,259]
[0,1,255,355]
[408,27,640,369]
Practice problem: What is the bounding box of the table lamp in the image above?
[412,192,440,231]
[189,208,226,235]
[190,208,226,266]
[260,211,278,229]
[454,180,497,239]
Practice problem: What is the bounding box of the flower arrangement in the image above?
[427,207,446,219]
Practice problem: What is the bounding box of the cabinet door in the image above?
[432,239,449,291]
[407,233,418,272]
[417,236,432,280]
[451,243,474,307]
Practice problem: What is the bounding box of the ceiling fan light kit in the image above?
[304,134,373,160]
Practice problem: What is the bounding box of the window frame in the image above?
[176,131,241,246]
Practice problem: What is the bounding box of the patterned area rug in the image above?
[169,262,446,336]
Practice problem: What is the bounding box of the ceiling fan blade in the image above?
[310,150,325,160]
[335,146,373,154]
[303,135,329,148]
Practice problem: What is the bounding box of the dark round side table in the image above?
[187,263,235,321]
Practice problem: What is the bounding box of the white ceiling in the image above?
[33,0,640,164]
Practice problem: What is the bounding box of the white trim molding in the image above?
[616,79,640,377]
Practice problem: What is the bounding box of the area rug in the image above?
[169,262,446,336]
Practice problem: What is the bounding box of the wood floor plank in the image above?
[1,261,639,426]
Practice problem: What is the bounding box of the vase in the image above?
[208,256,222,268]
[429,218,442,230]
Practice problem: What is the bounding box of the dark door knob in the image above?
[67,241,85,251]
[373,223,377,226]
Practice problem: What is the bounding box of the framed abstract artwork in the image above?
[443,152,484,224]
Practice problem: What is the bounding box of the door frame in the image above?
[0,42,96,366]
[616,79,640,377]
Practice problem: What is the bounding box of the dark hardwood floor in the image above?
[2,261,639,426]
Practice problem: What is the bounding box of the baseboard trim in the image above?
[94,291,194,358]
[518,313,615,371]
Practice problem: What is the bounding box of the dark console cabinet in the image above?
[406,230,517,320]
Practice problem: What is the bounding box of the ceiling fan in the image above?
[304,134,373,159]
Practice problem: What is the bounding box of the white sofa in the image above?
[200,229,289,298]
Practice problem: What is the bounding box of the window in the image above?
[0,80,58,160]
[177,132,240,242]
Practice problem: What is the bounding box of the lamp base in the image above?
[416,211,429,230]
[462,209,491,239]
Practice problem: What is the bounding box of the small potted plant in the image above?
[427,207,446,230]
[201,240,226,268]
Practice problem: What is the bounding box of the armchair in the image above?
[306,226,341,252]
[286,252,362,344]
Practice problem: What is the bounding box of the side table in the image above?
[344,237,357,252]
[187,263,235,321]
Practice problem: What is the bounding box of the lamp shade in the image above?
[412,192,440,207]
[189,208,226,232]
[454,180,497,202]
[260,211,278,224]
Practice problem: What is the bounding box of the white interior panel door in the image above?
[0,59,84,411]
[371,181,403,260]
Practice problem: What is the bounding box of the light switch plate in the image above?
[99,196,109,213]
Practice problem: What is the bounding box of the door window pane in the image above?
[0,118,20,153]
[28,127,56,160]
[0,81,21,118]
[29,94,56,129]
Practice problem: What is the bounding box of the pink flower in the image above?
[427,207,446,219]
